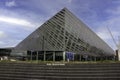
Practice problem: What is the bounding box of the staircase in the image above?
[0,62,120,80]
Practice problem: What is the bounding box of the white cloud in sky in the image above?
[97,31,110,40]
[0,8,40,48]
[68,0,72,3]
[0,41,4,44]
[96,26,119,50]
[0,39,21,48]
[5,0,16,7]
[0,8,43,31]
[97,27,116,40]
[0,16,35,28]
[0,31,7,38]
[91,3,120,50]
[97,28,119,41]
[106,8,120,15]
[0,3,45,48]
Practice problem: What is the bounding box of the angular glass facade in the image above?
[13,8,115,61]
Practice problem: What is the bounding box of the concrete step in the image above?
[0,72,120,77]
[0,62,120,80]
[0,75,120,80]
[0,62,120,66]
[1,65,120,68]
[1,69,120,72]
[0,67,120,71]
[0,76,47,80]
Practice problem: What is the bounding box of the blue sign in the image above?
[66,52,74,60]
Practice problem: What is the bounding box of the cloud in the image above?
[68,0,72,3]
[97,31,110,40]
[106,7,120,15]
[5,0,16,7]
[0,39,21,48]
[101,7,120,42]
[96,27,110,43]
[0,7,44,31]
[96,27,119,40]
[95,25,119,50]
[0,30,23,48]
[0,2,45,48]
[0,31,7,38]
[0,16,35,28]
[0,41,4,44]
[89,2,120,50]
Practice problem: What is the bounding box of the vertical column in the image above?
[30,51,32,62]
[101,56,103,61]
[113,55,116,61]
[44,51,46,61]
[53,51,55,61]
[63,51,65,61]
[36,51,39,63]
[73,53,74,61]
[85,55,88,61]
[118,50,120,61]
[79,55,81,61]
[96,57,98,61]
[105,56,108,60]
[94,57,96,61]
[89,56,92,61]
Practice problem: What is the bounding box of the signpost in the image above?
[66,52,74,62]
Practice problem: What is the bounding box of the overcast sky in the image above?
[0,0,120,50]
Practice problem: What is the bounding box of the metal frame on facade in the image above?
[12,8,115,61]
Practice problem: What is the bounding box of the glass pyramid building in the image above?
[13,8,115,61]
